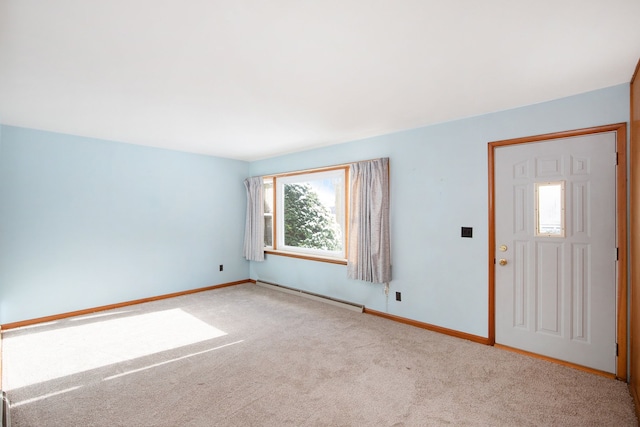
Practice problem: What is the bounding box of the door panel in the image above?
[537,241,562,335]
[495,132,616,373]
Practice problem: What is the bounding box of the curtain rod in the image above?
[258,157,389,179]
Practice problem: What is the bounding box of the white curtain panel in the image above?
[347,158,391,283]
[243,176,265,262]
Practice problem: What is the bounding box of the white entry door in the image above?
[494,132,617,373]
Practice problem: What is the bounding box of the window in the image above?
[263,167,348,262]
[535,181,565,237]
[263,178,274,247]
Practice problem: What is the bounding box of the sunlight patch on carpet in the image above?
[11,386,82,407]
[103,340,244,381]
[3,309,227,389]
[10,341,244,407]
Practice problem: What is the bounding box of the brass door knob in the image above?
[499,259,508,266]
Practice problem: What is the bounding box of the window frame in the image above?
[263,165,349,265]
[534,180,566,238]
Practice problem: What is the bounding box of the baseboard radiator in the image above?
[1,391,10,427]
[255,281,364,313]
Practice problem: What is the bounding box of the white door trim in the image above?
[488,123,628,380]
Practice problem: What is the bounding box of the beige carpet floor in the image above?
[2,283,637,426]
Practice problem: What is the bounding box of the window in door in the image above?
[535,181,565,237]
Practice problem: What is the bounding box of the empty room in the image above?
[1,1,640,426]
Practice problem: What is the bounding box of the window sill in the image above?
[264,250,347,265]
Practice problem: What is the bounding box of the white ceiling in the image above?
[1,1,639,161]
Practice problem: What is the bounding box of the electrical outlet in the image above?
[395,292,402,301]
[219,264,223,271]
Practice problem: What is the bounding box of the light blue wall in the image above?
[0,126,249,324]
[249,83,630,338]
[0,84,629,331]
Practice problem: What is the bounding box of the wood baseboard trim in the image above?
[631,383,640,421]
[0,279,252,331]
[363,308,490,345]
[494,343,617,380]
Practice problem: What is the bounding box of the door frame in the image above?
[488,123,628,380]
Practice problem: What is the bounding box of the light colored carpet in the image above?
[2,283,637,426]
